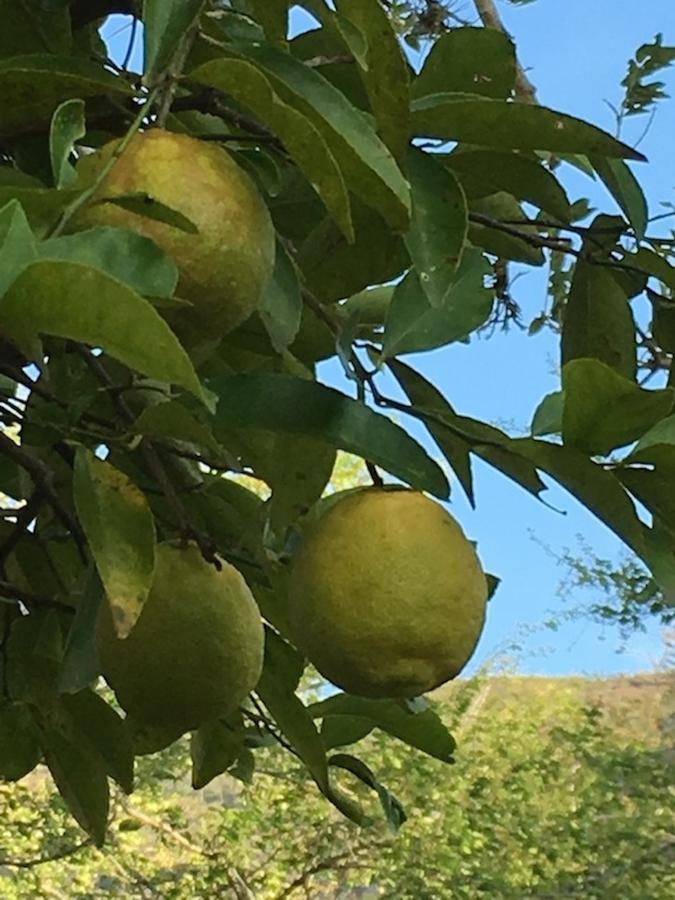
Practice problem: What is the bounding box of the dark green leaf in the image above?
[0,260,204,399]
[0,54,130,134]
[321,714,374,750]
[211,373,449,499]
[413,27,516,100]
[41,227,179,298]
[73,447,156,639]
[247,0,289,43]
[98,193,199,234]
[49,98,85,189]
[591,157,648,240]
[469,193,545,266]
[0,702,41,781]
[387,357,547,501]
[444,149,571,221]
[189,58,353,240]
[411,94,647,160]
[191,712,245,790]
[298,198,408,303]
[404,148,467,308]
[260,239,302,353]
[562,358,673,455]
[0,0,71,58]
[310,694,456,762]
[143,0,206,81]
[40,724,109,846]
[329,752,407,831]
[62,690,134,793]
[58,568,104,695]
[133,400,223,455]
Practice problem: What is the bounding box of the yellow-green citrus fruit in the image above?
[289,488,488,699]
[74,129,275,347]
[97,543,264,735]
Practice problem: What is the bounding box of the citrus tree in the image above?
[0,0,674,847]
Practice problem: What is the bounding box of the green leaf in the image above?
[259,240,302,353]
[562,358,674,455]
[591,157,647,241]
[247,0,289,43]
[629,247,675,293]
[97,193,199,234]
[0,702,41,781]
[329,752,407,831]
[232,43,411,230]
[0,185,80,232]
[40,724,110,846]
[143,0,206,81]
[616,467,675,537]
[628,414,675,466]
[58,568,104,695]
[508,438,647,560]
[334,0,411,161]
[404,148,467,308]
[0,260,204,399]
[41,227,179,298]
[62,690,134,794]
[189,58,353,240]
[0,200,37,296]
[0,0,72,58]
[413,27,516,100]
[321,714,374,750]
[49,98,85,189]
[133,400,223,455]
[73,447,156,639]
[263,627,305,694]
[210,373,449,499]
[386,357,546,502]
[382,249,493,358]
[531,391,564,437]
[310,694,456,762]
[298,198,408,303]
[444,150,571,221]
[561,257,637,381]
[257,665,364,823]
[411,94,647,160]
[191,713,245,790]
[0,54,130,134]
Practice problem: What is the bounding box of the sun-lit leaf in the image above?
[189,58,353,240]
[562,358,673,455]
[49,98,85,189]
[0,199,37,296]
[73,447,156,639]
[0,260,204,399]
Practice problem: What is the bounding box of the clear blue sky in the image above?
[104,3,675,675]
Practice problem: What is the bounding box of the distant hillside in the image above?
[1,673,673,899]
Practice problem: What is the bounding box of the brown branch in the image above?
[0,432,86,561]
[473,0,538,103]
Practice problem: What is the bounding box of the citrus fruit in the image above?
[97,543,264,735]
[289,488,488,698]
[74,129,275,349]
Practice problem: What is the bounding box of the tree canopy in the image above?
[0,0,674,846]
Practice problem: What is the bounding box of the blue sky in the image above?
[104,3,675,675]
